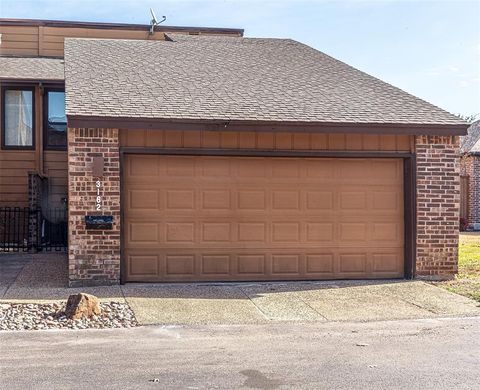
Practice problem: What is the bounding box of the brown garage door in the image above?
[123,155,404,282]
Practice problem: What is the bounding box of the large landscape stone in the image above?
[65,293,101,320]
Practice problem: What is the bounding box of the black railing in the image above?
[0,207,67,252]
[0,207,30,252]
[39,208,68,251]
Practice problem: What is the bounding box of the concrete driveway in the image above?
[1,253,480,325]
[1,317,479,389]
[122,280,480,325]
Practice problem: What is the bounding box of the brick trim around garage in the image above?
[68,128,121,286]
[415,135,460,279]
[67,129,460,285]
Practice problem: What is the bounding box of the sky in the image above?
[1,0,479,118]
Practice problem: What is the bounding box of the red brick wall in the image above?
[460,155,480,227]
[415,135,459,279]
[68,128,121,286]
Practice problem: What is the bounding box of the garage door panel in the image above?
[129,190,159,210]
[128,155,159,176]
[238,255,266,274]
[201,255,232,275]
[165,222,195,243]
[306,223,334,242]
[128,255,160,277]
[127,248,403,281]
[271,255,301,274]
[339,254,367,274]
[271,222,301,243]
[165,157,195,176]
[306,191,334,209]
[271,160,300,178]
[339,223,367,241]
[236,159,268,177]
[124,156,404,282]
[201,158,231,176]
[129,222,158,243]
[202,223,231,242]
[125,222,403,249]
[125,249,404,281]
[166,190,195,210]
[238,223,267,242]
[166,255,195,276]
[306,254,335,274]
[305,160,335,179]
[237,190,267,210]
[201,190,231,209]
[372,191,400,210]
[372,253,401,273]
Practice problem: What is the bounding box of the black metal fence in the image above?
[39,208,68,251]
[0,207,30,252]
[0,207,68,252]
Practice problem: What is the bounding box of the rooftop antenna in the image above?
[149,8,166,35]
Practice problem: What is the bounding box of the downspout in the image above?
[37,82,46,177]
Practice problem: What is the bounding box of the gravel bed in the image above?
[0,302,138,331]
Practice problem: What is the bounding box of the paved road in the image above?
[1,317,479,389]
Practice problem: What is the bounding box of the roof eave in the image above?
[0,78,64,83]
[67,115,469,135]
[0,18,244,36]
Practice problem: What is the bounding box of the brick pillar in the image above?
[415,135,459,279]
[68,128,121,286]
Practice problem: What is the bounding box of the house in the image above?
[0,18,242,250]
[460,120,480,229]
[0,18,468,286]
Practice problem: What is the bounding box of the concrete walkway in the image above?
[1,253,479,325]
[0,253,32,298]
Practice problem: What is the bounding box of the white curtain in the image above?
[5,90,33,146]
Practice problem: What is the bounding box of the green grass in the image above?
[436,233,480,303]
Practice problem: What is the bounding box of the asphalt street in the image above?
[1,317,479,389]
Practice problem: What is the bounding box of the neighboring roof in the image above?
[461,120,480,154]
[0,56,64,81]
[0,18,244,36]
[64,35,468,134]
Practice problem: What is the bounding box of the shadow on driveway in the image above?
[1,253,479,325]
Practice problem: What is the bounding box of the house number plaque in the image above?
[95,180,102,211]
[85,180,113,229]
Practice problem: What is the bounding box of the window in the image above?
[1,87,35,149]
[44,89,67,149]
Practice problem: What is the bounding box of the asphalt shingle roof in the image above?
[461,120,480,154]
[0,56,64,80]
[64,35,466,129]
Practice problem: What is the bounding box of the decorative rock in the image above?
[0,301,137,331]
[65,293,101,320]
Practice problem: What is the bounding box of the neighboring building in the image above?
[460,120,480,229]
[0,18,469,286]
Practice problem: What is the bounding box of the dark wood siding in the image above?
[44,150,68,207]
[0,150,36,206]
[0,83,68,207]
[119,129,414,152]
[0,24,241,57]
